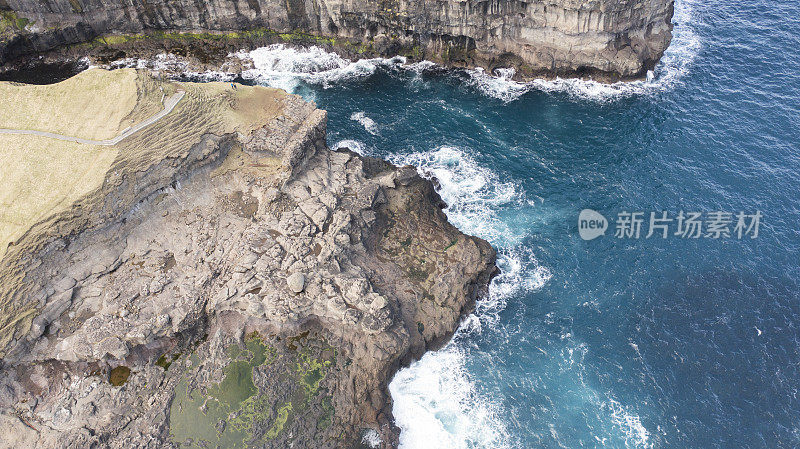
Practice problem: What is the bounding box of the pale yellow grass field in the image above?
[0,68,165,140]
[0,134,117,254]
[0,72,286,257]
[191,81,287,134]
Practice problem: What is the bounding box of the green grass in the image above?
[0,11,31,34]
[86,28,340,48]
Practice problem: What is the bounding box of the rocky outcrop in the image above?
[0,71,496,448]
[0,0,673,79]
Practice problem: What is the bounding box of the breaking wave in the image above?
[234,45,406,95]
[103,0,698,104]
[99,53,238,82]
[462,0,701,101]
[330,139,369,156]
[389,344,512,449]
[388,146,551,449]
[229,0,699,102]
[392,146,522,245]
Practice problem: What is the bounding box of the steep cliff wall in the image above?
[0,0,673,79]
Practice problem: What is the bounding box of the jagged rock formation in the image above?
[0,0,673,79]
[0,69,496,448]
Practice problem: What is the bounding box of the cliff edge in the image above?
[0,0,673,80]
[0,68,496,448]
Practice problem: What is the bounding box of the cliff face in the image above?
[0,0,673,78]
[0,70,496,448]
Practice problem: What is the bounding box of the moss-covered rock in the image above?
[108,366,130,386]
[169,332,338,448]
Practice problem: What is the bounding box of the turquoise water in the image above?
[186,0,800,446]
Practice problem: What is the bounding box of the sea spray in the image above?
[235,45,406,93]
[350,111,379,135]
[388,145,551,449]
[461,0,700,102]
[103,0,699,104]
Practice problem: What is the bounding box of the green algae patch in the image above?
[109,366,131,386]
[169,334,275,448]
[156,353,181,371]
[296,350,330,397]
[265,402,293,439]
[214,359,257,404]
[170,378,245,447]
[169,332,338,447]
[318,396,334,430]
[228,391,272,436]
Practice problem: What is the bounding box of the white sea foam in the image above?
[350,111,379,135]
[463,67,531,103]
[99,53,238,82]
[233,44,406,94]
[391,146,522,245]
[605,398,652,449]
[468,0,700,101]
[106,0,698,102]
[330,139,369,155]
[201,0,697,102]
[389,145,551,448]
[406,60,437,74]
[389,343,512,449]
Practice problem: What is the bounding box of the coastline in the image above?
[1,30,656,84]
[0,69,497,448]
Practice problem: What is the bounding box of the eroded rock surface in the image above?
[0,71,495,448]
[1,0,672,79]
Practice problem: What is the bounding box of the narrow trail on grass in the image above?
[0,91,185,145]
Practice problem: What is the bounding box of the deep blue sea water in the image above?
[184,0,800,446]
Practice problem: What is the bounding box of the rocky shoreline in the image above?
[1,0,673,81]
[0,70,496,448]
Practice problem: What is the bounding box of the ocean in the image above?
[179,0,800,446]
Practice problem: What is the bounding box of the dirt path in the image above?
[0,91,185,146]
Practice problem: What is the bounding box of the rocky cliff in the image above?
[0,0,673,79]
[0,69,496,448]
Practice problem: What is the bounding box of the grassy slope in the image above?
[0,68,163,140]
[0,135,116,251]
[0,68,289,353]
